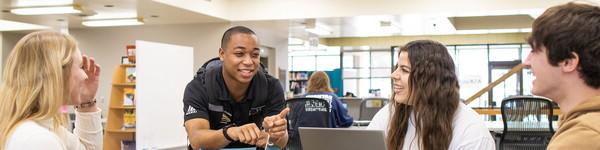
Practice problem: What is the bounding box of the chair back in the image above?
[359,98,388,121]
[340,97,362,120]
[286,97,331,150]
[500,95,555,150]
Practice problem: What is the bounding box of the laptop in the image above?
[299,127,387,150]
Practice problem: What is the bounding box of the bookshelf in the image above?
[288,69,344,97]
[288,71,312,95]
[103,64,136,150]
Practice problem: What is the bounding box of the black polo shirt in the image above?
[183,60,285,148]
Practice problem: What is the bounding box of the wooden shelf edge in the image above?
[106,128,136,133]
[109,106,136,109]
[112,83,136,86]
[120,64,136,67]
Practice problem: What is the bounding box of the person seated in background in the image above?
[524,2,600,149]
[367,40,495,150]
[344,92,357,97]
[0,31,103,150]
[303,71,354,128]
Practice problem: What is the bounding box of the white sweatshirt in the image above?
[5,108,103,150]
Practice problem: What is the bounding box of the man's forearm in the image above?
[274,132,288,149]
[189,129,230,149]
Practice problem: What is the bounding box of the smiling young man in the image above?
[523,2,600,150]
[183,26,289,150]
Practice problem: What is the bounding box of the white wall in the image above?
[232,20,289,79]
[1,32,27,79]
[69,23,228,116]
[69,22,289,117]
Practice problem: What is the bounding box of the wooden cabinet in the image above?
[103,64,136,150]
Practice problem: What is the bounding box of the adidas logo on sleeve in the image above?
[186,106,198,115]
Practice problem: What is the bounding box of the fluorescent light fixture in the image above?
[520,28,532,32]
[0,19,49,31]
[82,18,144,27]
[488,29,520,33]
[305,27,331,36]
[455,28,531,34]
[455,29,489,34]
[15,0,73,7]
[11,5,81,15]
[86,12,139,20]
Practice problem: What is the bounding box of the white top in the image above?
[367,103,495,150]
[5,108,103,150]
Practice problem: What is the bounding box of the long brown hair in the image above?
[387,40,460,150]
[306,71,334,93]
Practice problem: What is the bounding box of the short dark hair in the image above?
[528,2,600,88]
[220,26,256,49]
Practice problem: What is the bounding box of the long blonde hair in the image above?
[306,71,334,93]
[0,31,77,149]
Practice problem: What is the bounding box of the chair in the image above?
[286,97,331,150]
[355,98,388,126]
[500,96,555,150]
[340,97,362,120]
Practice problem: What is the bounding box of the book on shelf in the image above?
[121,140,135,150]
[123,88,135,106]
[290,81,307,95]
[289,71,310,80]
[125,45,136,64]
[121,56,130,64]
[125,67,136,83]
[122,109,136,129]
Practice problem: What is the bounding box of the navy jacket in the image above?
[303,92,354,127]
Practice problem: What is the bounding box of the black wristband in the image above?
[222,124,235,142]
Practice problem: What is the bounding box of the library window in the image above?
[342,47,393,98]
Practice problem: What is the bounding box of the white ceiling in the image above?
[0,0,227,30]
[289,11,540,39]
[0,0,588,38]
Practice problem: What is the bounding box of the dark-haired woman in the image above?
[367,40,494,150]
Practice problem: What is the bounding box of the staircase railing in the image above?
[465,64,523,104]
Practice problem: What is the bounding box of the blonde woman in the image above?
[0,31,102,150]
[303,71,354,127]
